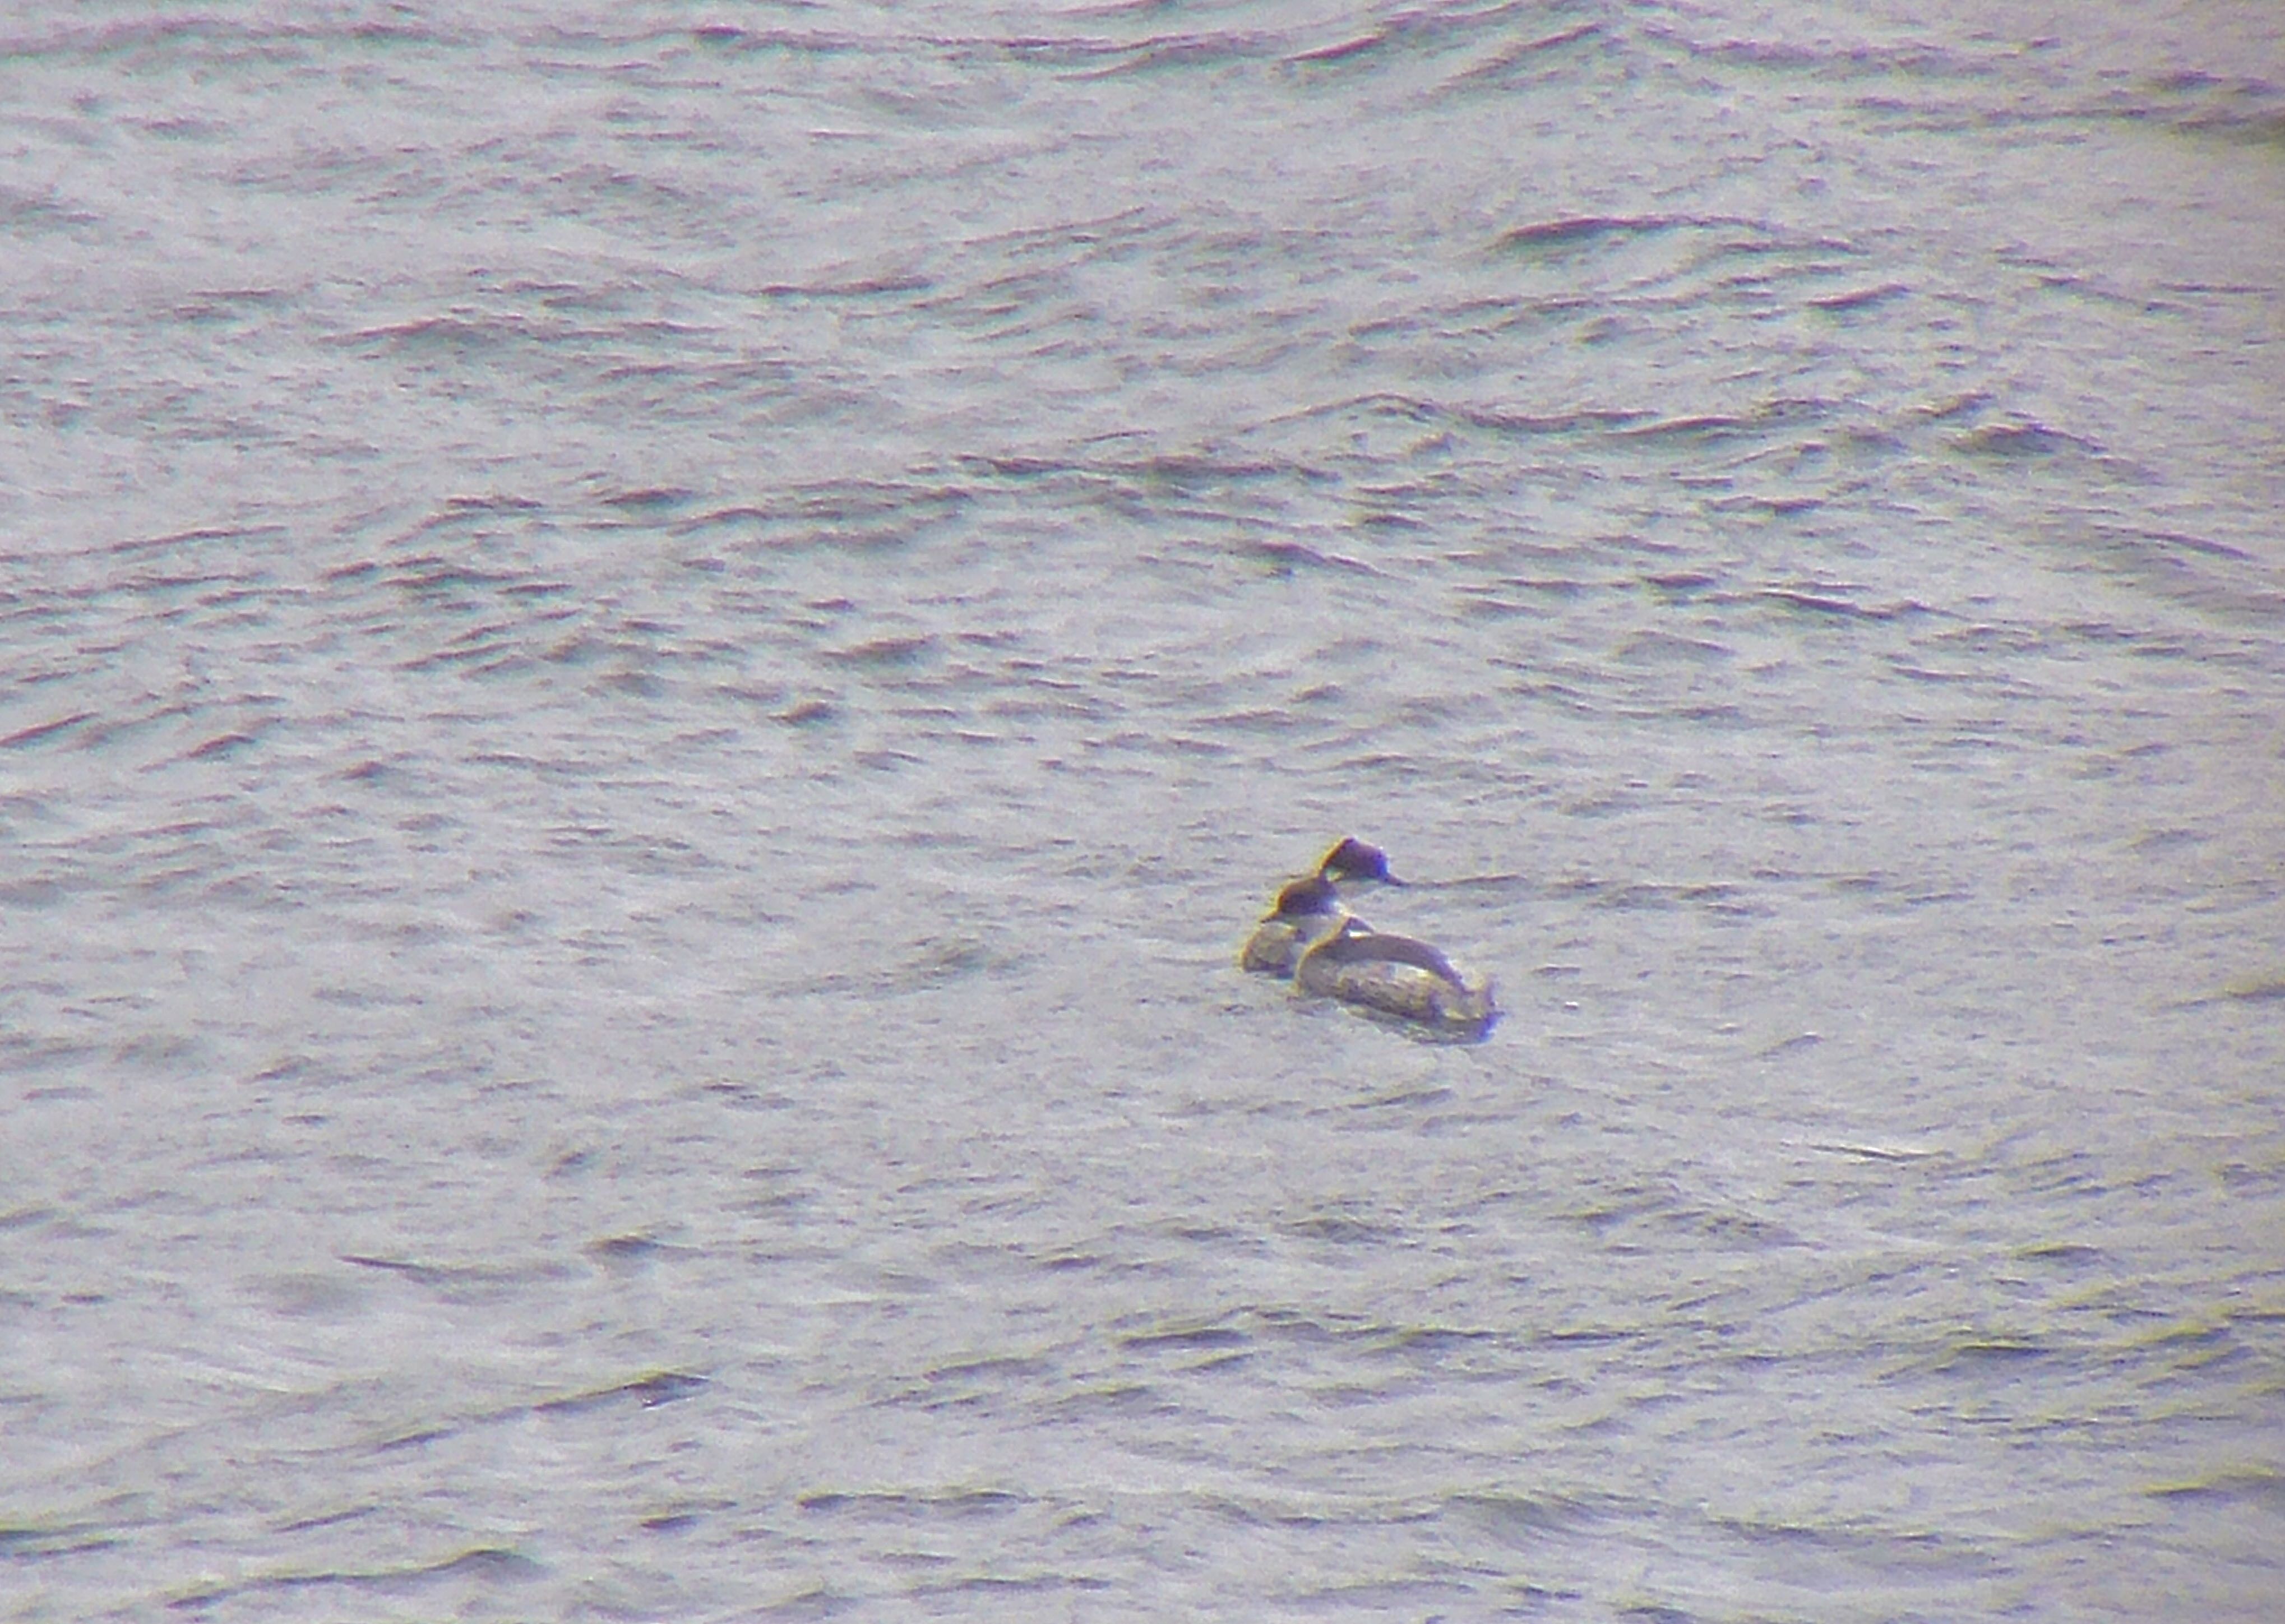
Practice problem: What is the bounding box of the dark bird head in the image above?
[1317,836,1400,886]
[1266,873,1344,919]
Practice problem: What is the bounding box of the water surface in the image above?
[3,2,2282,1618]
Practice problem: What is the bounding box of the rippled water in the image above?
[4,2,2283,1618]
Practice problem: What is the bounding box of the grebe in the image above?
[1296,916,1497,1042]
[1239,872,1350,977]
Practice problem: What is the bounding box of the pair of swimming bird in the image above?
[1241,838,1497,1041]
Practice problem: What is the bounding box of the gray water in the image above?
[4,2,2283,1618]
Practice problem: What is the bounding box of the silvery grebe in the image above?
[1240,873,1350,977]
[1294,915,1497,1042]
